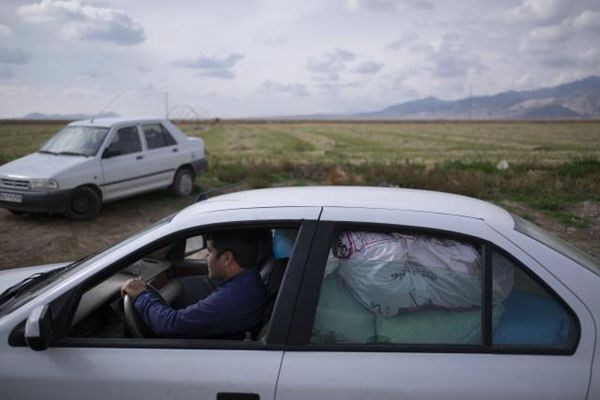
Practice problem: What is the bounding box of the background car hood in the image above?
[0,263,70,294]
[0,153,91,179]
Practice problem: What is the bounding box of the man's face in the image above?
[206,240,228,280]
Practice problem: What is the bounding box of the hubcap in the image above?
[179,174,193,195]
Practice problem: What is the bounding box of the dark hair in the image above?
[208,230,270,270]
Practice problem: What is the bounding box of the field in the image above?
[0,120,599,268]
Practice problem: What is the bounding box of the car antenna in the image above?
[196,183,241,202]
[90,90,129,123]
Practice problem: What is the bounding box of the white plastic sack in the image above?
[332,231,513,316]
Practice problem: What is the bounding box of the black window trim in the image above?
[288,220,580,356]
[10,219,317,351]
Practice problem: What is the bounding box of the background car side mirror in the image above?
[24,304,55,351]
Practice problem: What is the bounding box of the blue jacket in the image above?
[134,268,266,339]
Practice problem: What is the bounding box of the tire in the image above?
[64,187,101,220]
[8,209,26,216]
[171,168,195,197]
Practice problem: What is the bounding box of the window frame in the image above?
[11,220,318,351]
[141,123,177,150]
[287,221,580,356]
[109,125,142,156]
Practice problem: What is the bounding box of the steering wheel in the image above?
[123,284,167,338]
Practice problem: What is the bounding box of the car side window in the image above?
[311,230,486,345]
[491,250,577,348]
[142,124,177,149]
[109,126,142,155]
[310,229,577,351]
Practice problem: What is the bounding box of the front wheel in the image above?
[171,168,195,197]
[64,187,101,220]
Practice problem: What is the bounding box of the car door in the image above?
[140,123,182,187]
[276,207,594,400]
[0,207,321,400]
[100,125,153,201]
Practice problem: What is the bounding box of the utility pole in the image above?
[468,85,472,121]
[165,92,169,119]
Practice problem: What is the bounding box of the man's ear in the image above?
[221,250,235,265]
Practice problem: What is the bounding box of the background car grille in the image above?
[0,178,30,190]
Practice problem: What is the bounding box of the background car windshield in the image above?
[40,126,109,156]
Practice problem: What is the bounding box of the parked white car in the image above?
[0,186,598,400]
[0,117,207,219]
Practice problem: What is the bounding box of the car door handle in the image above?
[136,155,144,160]
[217,393,259,400]
[172,148,179,153]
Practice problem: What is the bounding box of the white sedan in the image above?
[0,117,206,220]
[0,186,598,400]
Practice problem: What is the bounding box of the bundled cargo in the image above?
[328,231,513,317]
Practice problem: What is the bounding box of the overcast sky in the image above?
[0,0,598,118]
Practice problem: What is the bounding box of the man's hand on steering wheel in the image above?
[121,277,147,300]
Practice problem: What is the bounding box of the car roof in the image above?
[175,186,515,228]
[68,117,167,128]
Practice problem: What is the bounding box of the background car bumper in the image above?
[0,188,70,214]
[191,158,208,175]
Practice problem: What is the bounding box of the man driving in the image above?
[120,230,267,339]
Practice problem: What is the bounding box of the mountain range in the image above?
[19,76,600,121]
[356,76,600,120]
[22,112,120,120]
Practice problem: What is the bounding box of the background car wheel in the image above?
[171,168,195,197]
[64,187,101,220]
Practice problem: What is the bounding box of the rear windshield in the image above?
[40,126,110,157]
[514,215,600,276]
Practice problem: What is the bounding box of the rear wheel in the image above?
[171,168,195,197]
[64,187,101,220]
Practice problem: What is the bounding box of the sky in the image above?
[0,0,599,118]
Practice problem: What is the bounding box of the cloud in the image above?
[258,80,310,97]
[347,0,433,12]
[0,47,32,64]
[386,33,419,51]
[351,61,384,74]
[137,65,152,73]
[527,21,570,42]
[505,0,570,24]
[306,48,356,75]
[0,66,15,79]
[0,24,13,37]
[414,33,487,78]
[573,10,600,31]
[173,53,244,80]
[18,0,145,45]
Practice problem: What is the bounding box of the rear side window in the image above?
[142,124,177,149]
[310,229,578,352]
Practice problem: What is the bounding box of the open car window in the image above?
[66,225,300,345]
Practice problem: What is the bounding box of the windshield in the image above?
[39,125,110,157]
[0,214,175,316]
[514,215,600,276]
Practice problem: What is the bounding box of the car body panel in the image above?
[274,206,594,400]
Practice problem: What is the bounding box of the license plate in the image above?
[0,192,22,203]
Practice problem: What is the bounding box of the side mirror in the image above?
[24,304,55,351]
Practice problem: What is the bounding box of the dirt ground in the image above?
[0,194,599,270]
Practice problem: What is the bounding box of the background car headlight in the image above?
[29,179,59,191]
